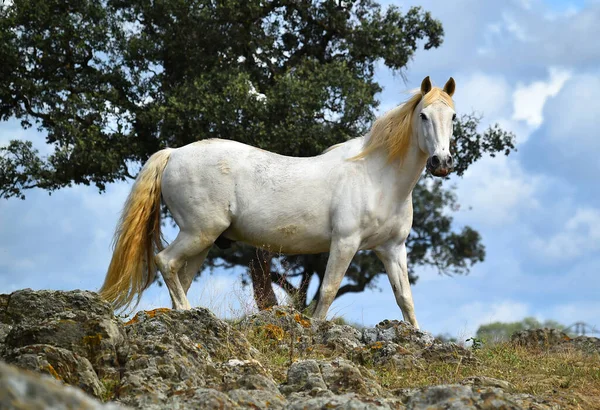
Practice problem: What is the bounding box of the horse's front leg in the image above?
[313,236,360,320]
[375,242,419,329]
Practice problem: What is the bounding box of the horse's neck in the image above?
[365,136,427,200]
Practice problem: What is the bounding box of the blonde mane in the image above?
[352,87,454,162]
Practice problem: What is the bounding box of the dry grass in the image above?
[184,286,600,410]
[243,324,600,410]
[377,342,600,409]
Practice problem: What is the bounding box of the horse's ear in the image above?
[420,76,432,95]
[443,77,456,97]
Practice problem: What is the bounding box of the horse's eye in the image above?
[419,113,427,120]
[452,113,457,121]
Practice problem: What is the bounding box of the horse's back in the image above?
[160,139,345,253]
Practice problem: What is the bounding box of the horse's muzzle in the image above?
[427,155,453,177]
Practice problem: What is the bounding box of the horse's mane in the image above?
[352,87,454,162]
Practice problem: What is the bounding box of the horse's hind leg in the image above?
[178,247,211,295]
[155,231,214,310]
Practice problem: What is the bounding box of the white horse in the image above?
[100,76,457,329]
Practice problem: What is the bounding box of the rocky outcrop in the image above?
[118,307,261,408]
[0,360,128,409]
[0,289,127,400]
[0,289,577,409]
[511,328,600,354]
[397,384,560,410]
[240,306,475,366]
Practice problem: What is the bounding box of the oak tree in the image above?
[0,0,514,309]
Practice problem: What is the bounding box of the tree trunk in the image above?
[249,249,278,310]
[295,270,312,311]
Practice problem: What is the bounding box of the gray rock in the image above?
[511,328,600,355]
[286,393,401,409]
[318,358,383,396]
[240,306,313,335]
[218,359,278,392]
[419,342,477,364]
[564,335,600,355]
[0,294,11,346]
[118,308,261,408]
[403,385,518,409]
[362,320,435,349]
[228,388,286,409]
[0,360,129,410]
[350,340,423,369]
[511,328,570,349]
[281,358,384,398]
[141,388,239,410]
[1,289,127,384]
[321,324,363,351]
[401,384,557,410]
[281,359,329,395]
[0,289,284,409]
[242,307,439,375]
[5,344,105,397]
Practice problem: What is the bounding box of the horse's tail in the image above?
[99,148,173,312]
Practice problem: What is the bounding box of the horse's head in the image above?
[415,76,456,177]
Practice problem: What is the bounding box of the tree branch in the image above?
[18,95,55,126]
[336,282,368,298]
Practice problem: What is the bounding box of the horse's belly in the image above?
[222,218,332,255]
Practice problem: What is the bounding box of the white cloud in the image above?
[402,0,600,77]
[543,73,600,156]
[248,82,267,103]
[530,207,600,262]
[548,302,600,331]
[502,4,600,68]
[456,72,510,119]
[519,72,600,179]
[512,67,571,128]
[449,69,570,145]
[135,95,154,107]
[544,4,579,21]
[502,12,531,42]
[122,20,143,37]
[454,155,541,227]
[516,0,533,10]
[457,299,531,336]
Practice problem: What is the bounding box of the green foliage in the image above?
[0,0,445,196]
[476,317,568,343]
[465,337,484,350]
[0,140,47,199]
[1,0,515,305]
[451,114,515,176]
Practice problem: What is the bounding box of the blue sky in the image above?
[1,0,598,338]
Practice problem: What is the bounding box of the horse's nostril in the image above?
[446,155,453,168]
[430,155,441,168]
